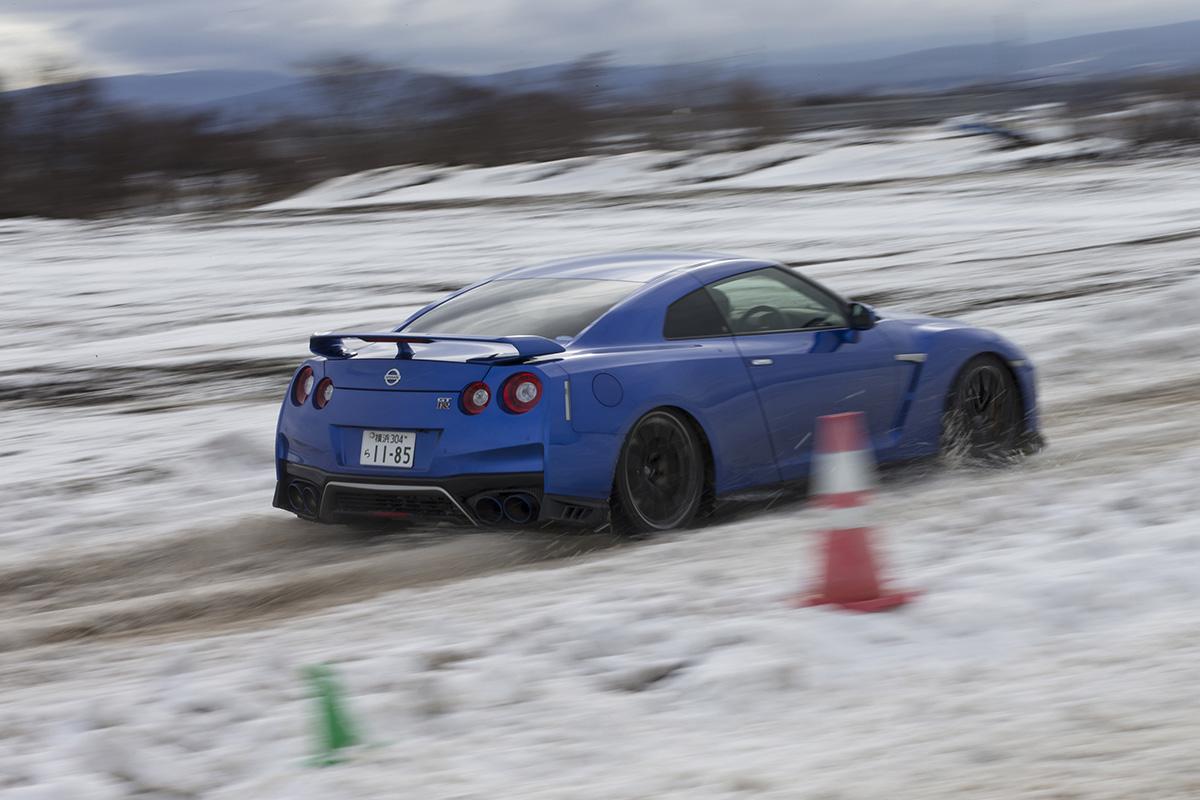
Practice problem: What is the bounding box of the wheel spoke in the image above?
[623,413,700,528]
[949,362,1020,461]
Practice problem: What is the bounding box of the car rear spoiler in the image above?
[309,331,566,363]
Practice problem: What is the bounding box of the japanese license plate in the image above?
[359,430,416,468]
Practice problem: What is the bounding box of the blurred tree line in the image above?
[0,54,789,219]
[7,52,1198,219]
[0,63,295,218]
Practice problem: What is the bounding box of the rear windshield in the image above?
[403,278,638,340]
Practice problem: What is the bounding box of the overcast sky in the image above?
[2,0,1199,86]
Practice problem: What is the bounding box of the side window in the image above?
[663,287,731,339]
[708,268,846,335]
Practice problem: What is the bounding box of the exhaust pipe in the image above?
[286,482,305,512]
[301,485,320,515]
[287,481,320,516]
[474,495,504,525]
[502,493,538,525]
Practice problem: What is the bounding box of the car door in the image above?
[707,267,905,482]
[658,283,783,492]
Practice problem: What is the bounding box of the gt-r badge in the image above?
[384,368,401,386]
[436,397,452,410]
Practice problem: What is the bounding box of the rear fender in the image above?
[276,359,326,479]
[542,343,779,500]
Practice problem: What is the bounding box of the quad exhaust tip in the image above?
[472,492,540,525]
[287,480,320,516]
[474,495,504,525]
[502,493,537,524]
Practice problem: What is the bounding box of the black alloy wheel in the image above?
[614,409,705,534]
[943,355,1023,463]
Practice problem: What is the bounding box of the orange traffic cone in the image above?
[795,412,916,612]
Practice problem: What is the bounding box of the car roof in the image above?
[496,251,756,283]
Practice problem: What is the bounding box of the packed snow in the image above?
[2,123,1200,798]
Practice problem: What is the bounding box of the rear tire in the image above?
[942,355,1023,464]
[612,409,705,535]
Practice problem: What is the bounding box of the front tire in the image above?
[942,355,1024,463]
[613,409,705,534]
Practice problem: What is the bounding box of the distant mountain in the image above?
[1025,18,1200,75]
[458,18,1200,97]
[763,18,1200,92]
[93,69,298,107]
[6,18,1200,122]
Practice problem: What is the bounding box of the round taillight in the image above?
[292,366,315,406]
[461,381,491,415]
[313,378,334,409]
[501,372,542,414]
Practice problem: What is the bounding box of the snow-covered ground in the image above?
[263,126,1120,210]
[3,127,1200,797]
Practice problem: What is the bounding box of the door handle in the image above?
[750,358,774,366]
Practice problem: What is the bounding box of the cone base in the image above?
[794,589,917,612]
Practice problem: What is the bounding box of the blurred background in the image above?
[3,4,1200,218]
[4,3,1200,798]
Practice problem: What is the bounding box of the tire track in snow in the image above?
[0,520,624,653]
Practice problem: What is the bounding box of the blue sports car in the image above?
[274,252,1041,533]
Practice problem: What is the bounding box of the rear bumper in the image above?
[275,463,540,525]
[274,463,609,527]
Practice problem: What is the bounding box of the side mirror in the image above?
[846,301,876,331]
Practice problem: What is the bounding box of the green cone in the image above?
[303,664,359,766]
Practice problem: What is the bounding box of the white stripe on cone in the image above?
[824,504,871,530]
[811,449,875,496]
